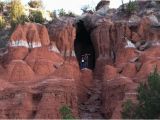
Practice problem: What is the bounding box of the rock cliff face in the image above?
[0,78,78,119]
[77,1,160,118]
[0,0,160,119]
[0,23,80,119]
[47,17,76,58]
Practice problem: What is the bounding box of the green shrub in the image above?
[122,67,160,119]
[121,99,137,119]
[58,8,67,17]
[10,0,25,28]
[29,10,44,24]
[126,0,138,15]
[11,15,29,28]
[59,105,74,119]
[28,0,43,8]
[67,11,76,17]
[0,16,6,29]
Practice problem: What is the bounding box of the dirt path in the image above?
[79,75,105,119]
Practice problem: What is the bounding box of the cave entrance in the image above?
[74,20,95,70]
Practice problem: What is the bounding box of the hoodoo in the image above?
[0,0,160,119]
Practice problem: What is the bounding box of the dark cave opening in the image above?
[74,20,95,70]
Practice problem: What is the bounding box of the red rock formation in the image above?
[48,17,76,57]
[7,60,35,81]
[0,78,78,119]
[115,48,138,68]
[139,46,160,63]
[135,60,160,82]
[50,58,80,80]
[131,32,141,42]
[10,23,50,48]
[25,47,64,75]
[5,23,60,65]
[122,63,137,78]
[137,17,160,41]
[111,83,138,119]
[34,79,78,119]
[7,47,28,62]
[77,69,93,103]
[103,65,118,80]
[102,76,133,118]
[32,59,56,76]
[91,21,113,59]
[1,5,160,118]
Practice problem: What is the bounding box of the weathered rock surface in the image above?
[77,5,160,118]
[77,69,93,103]
[0,1,160,119]
[0,78,78,119]
[25,47,64,76]
[10,23,50,48]
[102,75,135,118]
[47,17,76,57]
[0,22,81,119]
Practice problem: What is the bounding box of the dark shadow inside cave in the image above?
[74,20,95,70]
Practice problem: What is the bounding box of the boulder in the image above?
[95,0,110,16]
[147,14,159,26]
[128,14,141,26]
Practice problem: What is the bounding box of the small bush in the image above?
[122,67,160,119]
[0,16,6,29]
[121,99,138,119]
[59,105,74,119]
[10,0,25,28]
[11,15,29,28]
[67,11,76,17]
[58,8,67,17]
[29,10,44,24]
[126,0,138,15]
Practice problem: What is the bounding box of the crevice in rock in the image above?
[30,110,37,118]
[78,72,105,119]
[74,20,96,70]
[32,93,43,103]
